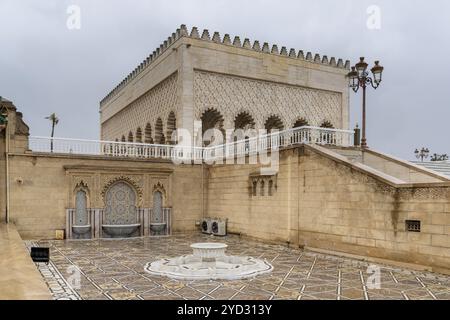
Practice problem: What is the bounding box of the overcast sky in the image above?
[1,0,449,160]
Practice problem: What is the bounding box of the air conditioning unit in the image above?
[201,218,212,234]
[211,218,227,237]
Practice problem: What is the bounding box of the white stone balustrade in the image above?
[29,126,354,161]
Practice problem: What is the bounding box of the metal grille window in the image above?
[406,220,421,232]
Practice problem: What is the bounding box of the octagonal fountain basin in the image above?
[145,242,273,280]
[102,224,140,238]
[72,225,91,235]
[150,222,167,233]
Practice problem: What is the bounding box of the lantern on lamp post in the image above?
[347,57,384,149]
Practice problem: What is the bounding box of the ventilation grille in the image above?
[406,220,421,233]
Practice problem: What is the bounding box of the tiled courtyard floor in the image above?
[27,234,450,300]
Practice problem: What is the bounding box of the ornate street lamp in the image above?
[415,148,430,162]
[347,57,384,148]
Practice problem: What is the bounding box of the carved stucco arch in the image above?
[263,114,285,132]
[73,180,91,208]
[101,176,143,207]
[291,117,310,128]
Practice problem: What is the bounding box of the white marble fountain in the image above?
[145,242,273,280]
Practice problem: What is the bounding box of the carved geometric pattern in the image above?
[194,71,342,129]
[101,175,143,205]
[101,72,179,141]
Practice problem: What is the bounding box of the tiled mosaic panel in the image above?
[29,234,450,300]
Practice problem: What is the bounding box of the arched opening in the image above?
[260,180,265,196]
[320,121,335,129]
[265,115,284,148]
[252,181,257,196]
[155,118,165,144]
[121,135,126,142]
[201,108,225,146]
[152,191,163,223]
[135,127,143,143]
[293,118,309,128]
[166,111,177,145]
[268,180,274,196]
[75,190,88,226]
[145,123,154,144]
[128,131,134,143]
[264,115,284,133]
[104,181,137,225]
[233,112,256,155]
[319,121,336,145]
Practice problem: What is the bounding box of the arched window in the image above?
[234,111,255,131]
[136,127,143,143]
[293,118,309,128]
[201,108,225,146]
[166,111,177,145]
[104,182,137,225]
[145,123,154,144]
[320,121,334,129]
[152,191,163,223]
[155,118,165,144]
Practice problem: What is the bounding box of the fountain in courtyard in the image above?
[145,242,273,280]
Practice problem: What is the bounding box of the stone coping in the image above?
[0,223,51,300]
[307,145,450,189]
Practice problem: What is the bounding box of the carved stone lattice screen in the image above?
[75,190,88,226]
[104,182,137,225]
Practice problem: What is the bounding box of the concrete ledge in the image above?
[0,223,51,300]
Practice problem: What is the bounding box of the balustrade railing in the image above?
[30,126,354,162]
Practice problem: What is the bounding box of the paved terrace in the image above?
[28,234,450,300]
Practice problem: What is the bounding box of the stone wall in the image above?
[205,146,450,273]
[7,153,203,239]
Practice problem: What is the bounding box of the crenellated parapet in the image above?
[100,24,350,106]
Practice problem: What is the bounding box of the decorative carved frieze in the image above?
[194,71,342,130]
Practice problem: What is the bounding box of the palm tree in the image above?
[45,113,59,152]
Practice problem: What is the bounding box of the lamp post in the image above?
[415,148,430,162]
[347,57,384,149]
